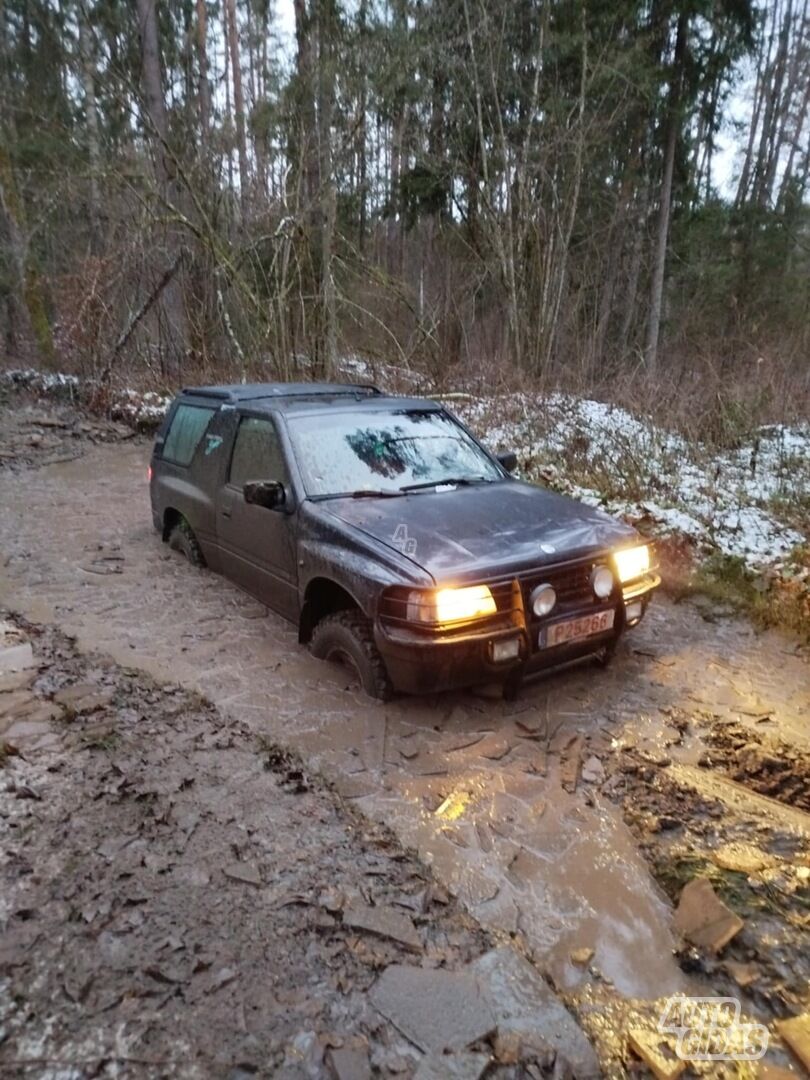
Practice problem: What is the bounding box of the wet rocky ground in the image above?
[1,389,809,1077]
[1,616,600,1078]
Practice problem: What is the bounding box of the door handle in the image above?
[221,507,232,518]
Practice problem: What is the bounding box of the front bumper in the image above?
[376,572,660,695]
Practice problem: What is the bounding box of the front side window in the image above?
[229,416,289,488]
[162,404,215,466]
[288,408,501,496]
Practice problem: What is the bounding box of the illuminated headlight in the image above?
[614,544,651,584]
[591,565,614,599]
[530,583,557,617]
[406,585,496,625]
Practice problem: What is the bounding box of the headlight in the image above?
[406,585,496,625]
[614,544,650,583]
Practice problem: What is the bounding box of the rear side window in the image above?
[229,417,289,487]
[162,404,215,466]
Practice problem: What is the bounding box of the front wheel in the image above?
[310,611,393,701]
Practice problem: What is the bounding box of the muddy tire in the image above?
[168,516,206,568]
[310,610,393,701]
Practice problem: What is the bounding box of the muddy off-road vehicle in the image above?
[149,383,660,698]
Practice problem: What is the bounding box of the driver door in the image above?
[216,414,298,620]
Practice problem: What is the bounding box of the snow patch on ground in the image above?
[455,393,808,569]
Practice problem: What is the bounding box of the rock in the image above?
[411,755,450,776]
[3,717,56,742]
[369,965,495,1053]
[775,1014,810,1073]
[223,863,262,887]
[0,668,36,693]
[570,947,594,968]
[757,1065,800,1079]
[343,902,422,952]
[515,715,544,736]
[673,878,743,953]
[332,774,377,799]
[54,683,113,713]
[627,1030,685,1080]
[414,1051,491,1079]
[326,1044,371,1080]
[711,842,777,874]
[723,960,760,988]
[580,756,605,784]
[468,947,600,1077]
[476,735,511,761]
[559,735,583,793]
[0,622,34,674]
[0,690,37,719]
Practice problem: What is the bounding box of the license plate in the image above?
[542,609,615,648]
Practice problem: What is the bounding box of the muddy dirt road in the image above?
[1,401,809,1073]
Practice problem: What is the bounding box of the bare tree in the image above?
[224,0,250,215]
[645,11,688,370]
[135,0,188,371]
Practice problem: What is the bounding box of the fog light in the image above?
[491,637,520,663]
[530,583,556,617]
[625,600,644,625]
[592,565,614,599]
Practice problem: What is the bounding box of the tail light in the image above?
[148,465,153,482]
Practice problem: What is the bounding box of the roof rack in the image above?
[181,382,383,403]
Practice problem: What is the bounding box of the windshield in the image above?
[288,408,502,497]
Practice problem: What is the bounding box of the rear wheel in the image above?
[310,610,393,701]
[167,516,206,568]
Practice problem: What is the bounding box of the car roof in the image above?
[179,383,442,415]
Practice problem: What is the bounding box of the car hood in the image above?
[320,480,637,583]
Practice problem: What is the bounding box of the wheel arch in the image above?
[299,577,365,644]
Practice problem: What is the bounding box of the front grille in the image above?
[522,559,600,613]
[379,557,607,638]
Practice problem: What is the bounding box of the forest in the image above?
[0,0,808,434]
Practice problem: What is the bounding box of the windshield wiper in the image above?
[400,476,491,492]
[347,489,405,499]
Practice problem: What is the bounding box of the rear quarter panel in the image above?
[150,399,233,570]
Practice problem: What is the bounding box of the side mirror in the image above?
[497,451,518,474]
[243,479,286,510]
